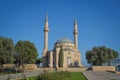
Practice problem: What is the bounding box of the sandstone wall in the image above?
[92,66,115,71]
[36,67,87,72]
[23,64,37,71]
[1,64,37,71]
[1,64,15,69]
[56,67,87,72]
[116,72,120,74]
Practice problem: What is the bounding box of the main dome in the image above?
[56,37,72,43]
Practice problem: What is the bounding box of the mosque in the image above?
[42,15,82,68]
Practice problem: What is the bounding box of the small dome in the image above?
[56,37,72,43]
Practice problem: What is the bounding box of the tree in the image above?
[15,40,38,65]
[36,57,42,65]
[58,46,64,67]
[0,36,14,66]
[107,48,118,66]
[86,46,119,66]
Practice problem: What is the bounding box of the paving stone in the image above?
[83,71,120,80]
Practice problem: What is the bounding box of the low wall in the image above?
[1,64,37,71]
[116,71,120,74]
[92,66,115,71]
[1,64,15,69]
[36,67,87,72]
[36,68,56,72]
[56,67,87,72]
[23,64,37,71]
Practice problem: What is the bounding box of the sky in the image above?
[0,0,120,66]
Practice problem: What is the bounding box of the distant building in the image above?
[110,58,120,71]
[103,58,120,71]
[42,15,82,68]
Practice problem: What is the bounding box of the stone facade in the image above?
[42,15,82,68]
[51,40,82,68]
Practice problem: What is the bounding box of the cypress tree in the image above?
[58,46,64,67]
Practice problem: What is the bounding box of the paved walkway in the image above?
[0,70,43,80]
[83,71,120,80]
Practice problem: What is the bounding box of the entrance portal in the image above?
[67,57,71,67]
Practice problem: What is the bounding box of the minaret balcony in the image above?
[44,29,49,31]
[73,31,78,34]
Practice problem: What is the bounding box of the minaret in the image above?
[42,15,49,67]
[43,15,49,51]
[73,19,78,48]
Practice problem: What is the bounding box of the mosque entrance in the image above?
[67,57,71,67]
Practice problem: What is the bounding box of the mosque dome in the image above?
[56,37,72,43]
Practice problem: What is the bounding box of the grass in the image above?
[65,72,87,80]
[19,72,87,80]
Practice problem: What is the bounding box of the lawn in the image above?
[20,72,87,80]
[65,72,87,80]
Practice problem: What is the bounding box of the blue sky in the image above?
[0,0,120,66]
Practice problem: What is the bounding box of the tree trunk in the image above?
[108,61,111,66]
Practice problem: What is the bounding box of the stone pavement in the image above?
[83,71,120,80]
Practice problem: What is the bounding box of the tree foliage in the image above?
[58,46,64,67]
[36,57,42,64]
[15,40,38,65]
[86,46,119,66]
[0,36,14,65]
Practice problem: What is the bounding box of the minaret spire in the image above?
[73,18,78,48]
[44,15,49,31]
[45,14,48,22]
[74,18,78,31]
[74,18,77,25]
